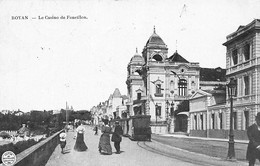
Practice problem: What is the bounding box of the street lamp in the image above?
[166,100,170,119]
[165,100,170,132]
[227,78,237,160]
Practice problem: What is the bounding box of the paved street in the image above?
[46,126,197,166]
[46,126,254,166]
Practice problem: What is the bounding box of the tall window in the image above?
[244,76,250,95]
[233,112,237,130]
[170,81,174,95]
[232,79,238,97]
[211,113,215,129]
[244,44,250,61]
[156,105,161,116]
[219,112,223,129]
[178,79,187,96]
[194,115,197,130]
[137,92,141,100]
[244,111,249,130]
[232,49,238,65]
[200,114,203,130]
[156,84,161,94]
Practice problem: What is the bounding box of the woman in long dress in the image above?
[74,121,88,151]
[98,119,112,155]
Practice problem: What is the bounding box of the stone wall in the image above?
[13,131,60,166]
[151,124,168,134]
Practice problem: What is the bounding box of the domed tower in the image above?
[142,27,168,63]
[126,49,145,116]
[141,27,169,118]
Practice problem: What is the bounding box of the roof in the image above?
[145,27,166,47]
[130,48,144,63]
[223,19,260,46]
[112,88,121,98]
[121,95,128,100]
[168,50,189,63]
[204,89,226,95]
[200,67,226,81]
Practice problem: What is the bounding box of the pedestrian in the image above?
[59,130,67,154]
[246,112,260,166]
[74,121,88,152]
[94,125,98,135]
[111,121,123,154]
[98,119,112,155]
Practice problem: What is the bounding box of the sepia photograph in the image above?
[0,0,260,165]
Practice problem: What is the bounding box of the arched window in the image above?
[156,84,161,94]
[152,54,163,62]
[178,79,187,96]
[170,80,174,94]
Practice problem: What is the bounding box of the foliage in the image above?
[0,110,63,137]
[0,132,11,139]
[0,109,90,137]
[0,138,44,164]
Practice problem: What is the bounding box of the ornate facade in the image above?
[126,28,200,133]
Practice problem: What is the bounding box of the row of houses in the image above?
[90,88,129,125]
[91,19,260,140]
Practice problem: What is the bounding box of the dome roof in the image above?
[146,27,166,47]
[130,48,144,63]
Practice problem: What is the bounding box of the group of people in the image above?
[98,119,123,155]
[59,119,123,155]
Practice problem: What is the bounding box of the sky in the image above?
[0,0,260,112]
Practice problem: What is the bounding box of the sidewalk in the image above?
[152,133,258,165]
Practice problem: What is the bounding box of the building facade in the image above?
[126,28,200,133]
[189,19,260,140]
[223,19,260,133]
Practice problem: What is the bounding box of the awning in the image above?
[177,112,189,116]
[133,103,142,107]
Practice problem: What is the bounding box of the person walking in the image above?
[111,121,123,154]
[98,119,112,155]
[246,112,260,166]
[59,130,67,154]
[74,121,88,152]
[94,125,98,135]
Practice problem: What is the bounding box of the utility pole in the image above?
[66,101,68,125]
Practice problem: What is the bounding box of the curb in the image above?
[157,134,249,144]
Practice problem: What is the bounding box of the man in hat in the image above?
[111,121,123,154]
[246,112,260,166]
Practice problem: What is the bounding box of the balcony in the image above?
[227,58,257,76]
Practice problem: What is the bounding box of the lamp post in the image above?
[227,78,237,160]
[166,100,169,118]
[166,100,170,132]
